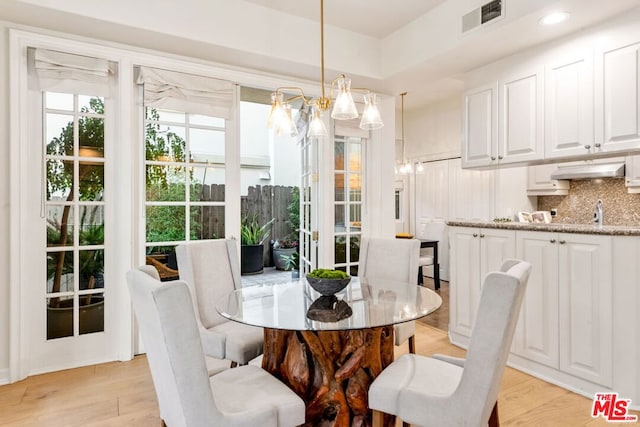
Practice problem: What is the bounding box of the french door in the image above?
[19,89,120,375]
[299,134,319,274]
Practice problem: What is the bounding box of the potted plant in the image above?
[273,239,299,270]
[240,215,274,275]
[282,251,300,279]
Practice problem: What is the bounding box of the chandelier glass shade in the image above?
[267,0,383,137]
[397,92,413,175]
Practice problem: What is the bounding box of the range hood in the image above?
[550,162,625,180]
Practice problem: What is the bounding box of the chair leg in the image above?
[230,361,238,368]
[417,266,424,285]
[489,401,499,427]
[161,420,167,427]
[372,410,384,427]
[408,335,415,354]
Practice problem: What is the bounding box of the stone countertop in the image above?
[446,220,640,236]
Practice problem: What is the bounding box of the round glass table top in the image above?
[216,277,442,331]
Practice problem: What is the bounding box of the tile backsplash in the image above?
[537,178,640,226]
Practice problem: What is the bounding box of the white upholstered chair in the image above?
[358,237,421,353]
[136,265,230,376]
[368,259,532,427]
[127,268,306,427]
[176,239,263,366]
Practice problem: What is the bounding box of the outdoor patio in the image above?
[241,267,299,287]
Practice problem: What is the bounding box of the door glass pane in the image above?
[78,116,105,158]
[47,206,74,247]
[146,165,186,201]
[335,173,345,201]
[79,292,104,335]
[189,128,225,163]
[47,296,74,339]
[79,206,104,245]
[47,251,74,293]
[190,167,224,202]
[46,92,73,111]
[145,124,186,162]
[335,236,347,264]
[349,174,362,201]
[78,163,104,201]
[191,114,225,127]
[46,114,74,156]
[146,206,186,242]
[349,144,362,171]
[335,140,345,170]
[335,205,345,232]
[191,206,225,240]
[47,159,73,200]
[79,249,104,290]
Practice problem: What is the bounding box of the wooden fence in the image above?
[195,184,297,264]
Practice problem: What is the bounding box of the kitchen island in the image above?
[447,220,640,410]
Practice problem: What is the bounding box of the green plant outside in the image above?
[240,215,274,245]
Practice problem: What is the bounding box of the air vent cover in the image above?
[462,0,503,33]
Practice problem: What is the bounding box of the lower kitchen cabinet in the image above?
[449,226,515,342]
[513,231,612,388]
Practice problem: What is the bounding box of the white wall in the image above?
[0,25,10,381]
[403,95,462,161]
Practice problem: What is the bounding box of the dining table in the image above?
[216,276,442,427]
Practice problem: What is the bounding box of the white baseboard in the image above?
[0,368,9,385]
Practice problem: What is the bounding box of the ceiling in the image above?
[242,0,446,39]
[2,0,640,109]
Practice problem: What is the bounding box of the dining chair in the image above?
[127,268,306,427]
[176,239,264,366]
[358,237,421,353]
[368,259,531,427]
[135,265,230,376]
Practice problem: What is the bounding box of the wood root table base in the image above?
[263,326,396,427]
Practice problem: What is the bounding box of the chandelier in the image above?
[267,0,384,137]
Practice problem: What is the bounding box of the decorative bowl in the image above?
[306,275,351,296]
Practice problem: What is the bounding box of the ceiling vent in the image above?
[462,0,503,33]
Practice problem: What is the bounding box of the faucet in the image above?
[593,199,604,228]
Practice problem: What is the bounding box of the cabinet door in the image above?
[462,83,497,168]
[498,67,544,164]
[526,164,569,196]
[625,155,640,192]
[558,233,613,387]
[449,227,481,339]
[513,231,559,368]
[595,41,640,152]
[545,51,594,158]
[479,228,515,279]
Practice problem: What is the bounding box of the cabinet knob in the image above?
[473,233,478,237]
[498,155,503,160]
[550,239,556,243]
[480,234,485,238]
[584,145,591,149]
[491,156,496,161]
[559,240,566,244]
[595,143,601,148]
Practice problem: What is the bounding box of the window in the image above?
[144,107,226,268]
[334,135,364,276]
[45,92,106,339]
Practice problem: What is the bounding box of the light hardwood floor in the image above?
[1,322,637,426]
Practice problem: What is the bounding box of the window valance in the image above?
[29,48,114,97]
[136,67,234,119]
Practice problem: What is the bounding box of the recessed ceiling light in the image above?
[539,11,570,26]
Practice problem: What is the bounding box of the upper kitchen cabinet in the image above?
[462,65,545,168]
[498,65,545,164]
[545,50,595,159]
[526,163,569,196]
[594,37,640,153]
[462,82,498,168]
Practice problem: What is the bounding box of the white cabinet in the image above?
[558,233,613,387]
[595,39,640,153]
[463,67,545,169]
[545,50,595,159]
[449,227,515,342]
[526,164,569,196]
[513,231,559,368]
[462,83,497,168]
[625,155,640,193]
[498,66,544,164]
[513,231,613,387]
